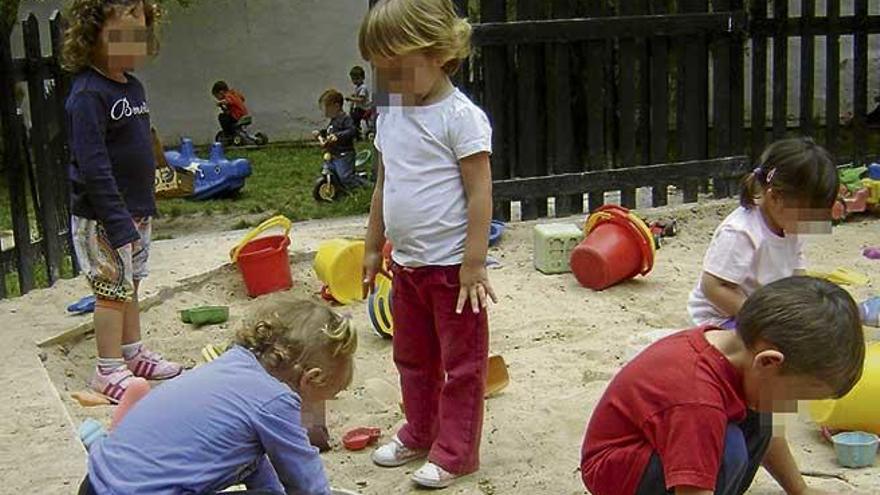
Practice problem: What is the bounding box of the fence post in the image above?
[23,13,63,284]
[771,0,788,140]
[585,0,608,213]
[649,0,670,207]
[750,0,768,160]
[712,0,734,198]
[0,26,36,294]
[51,10,78,276]
[678,0,709,203]
[825,0,840,156]
[480,0,511,221]
[548,0,578,217]
[852,0,868,165]
[728,0,746,195]
[799,0,815,138]
[616,0,648,209]
[515,0,547,220]
[452,0,470,92]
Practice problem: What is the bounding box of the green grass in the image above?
[3,253,76,298]
[156,145,373,227]
[0,176,9,233]
[0,145,373,232]
[0,144,373,298]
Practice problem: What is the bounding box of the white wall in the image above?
[14,0,369,145]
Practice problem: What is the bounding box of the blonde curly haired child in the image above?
[79,298,356,495]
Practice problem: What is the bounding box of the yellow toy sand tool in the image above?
[201,343,228,363]
[806,268,870,286]
[485,355,511,397]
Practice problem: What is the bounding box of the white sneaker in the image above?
[411,461,462,489]
[371,435,427,467]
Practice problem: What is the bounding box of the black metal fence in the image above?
[0,11,76,299]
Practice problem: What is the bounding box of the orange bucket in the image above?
[570,205,655,290]
[230,216,293,297]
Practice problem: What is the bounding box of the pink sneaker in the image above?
[126,347,182,381]
[90,367,135,404]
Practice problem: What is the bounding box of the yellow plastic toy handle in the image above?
[584,211,612,234]
[627,212,657,259]
[229,215,292,262]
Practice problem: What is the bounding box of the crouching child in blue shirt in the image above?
[78,298,357,495]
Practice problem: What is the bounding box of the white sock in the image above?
[121,341,143,360]
[96,357,126,375]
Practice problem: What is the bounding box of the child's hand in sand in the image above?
[306,424,331,453]
[457,262,497,314]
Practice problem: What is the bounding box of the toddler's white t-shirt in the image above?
[688,206,806,326]
[375,89,492,267]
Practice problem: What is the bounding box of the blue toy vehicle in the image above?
[164,139,252,200]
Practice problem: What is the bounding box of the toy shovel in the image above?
[342,427,382,451]
[181,306,229,326]
[807,268,870,286]
[485,355,510,397]
[201,343,227,363]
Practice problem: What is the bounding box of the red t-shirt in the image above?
[581,327,747,495]
[224,90,248,121]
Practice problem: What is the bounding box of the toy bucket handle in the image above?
[230,215,292,262]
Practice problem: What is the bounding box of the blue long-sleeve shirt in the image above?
[66,69,157,248]
[87,346,331,495]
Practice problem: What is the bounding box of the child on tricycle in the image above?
[211,80,267,146]
[312,89,370,201]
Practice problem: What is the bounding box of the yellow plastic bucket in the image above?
[809,342,880,434]
[314,239,366,305]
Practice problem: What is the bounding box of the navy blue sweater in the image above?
[322,112,356,156]
[66,69,156,248]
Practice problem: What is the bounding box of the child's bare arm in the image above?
[762,436,818,495]
[458,152,497,314]
[701,272,748,318]
[362,152,386,297]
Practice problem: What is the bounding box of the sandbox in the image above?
[37,200,879,494]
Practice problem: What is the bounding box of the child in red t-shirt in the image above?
[212,80,249,137]
[581,276,864,495]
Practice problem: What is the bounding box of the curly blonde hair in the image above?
[62,0,162,73]
[235,298,357,387]
[359,0,472,75]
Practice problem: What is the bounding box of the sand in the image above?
[27,200,880,493]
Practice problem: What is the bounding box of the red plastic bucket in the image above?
[571,206,654,291]
[230,216,293,297]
